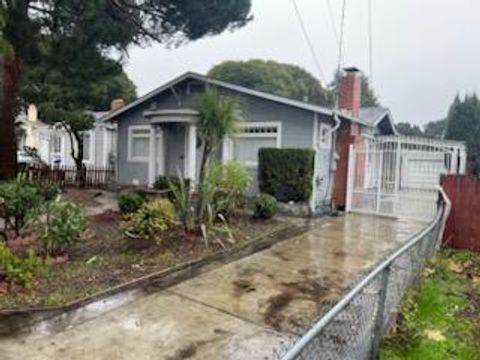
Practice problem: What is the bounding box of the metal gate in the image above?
[346,136,466,221]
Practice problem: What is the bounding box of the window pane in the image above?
[132,137,149,158]
[233,137,277,164]
[52,136,62,154]
[83,134,90,160]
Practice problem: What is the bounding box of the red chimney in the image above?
[110,98,125,112]
[339,67,361,119]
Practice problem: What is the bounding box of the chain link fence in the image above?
[279,195,448,360]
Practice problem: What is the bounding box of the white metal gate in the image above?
[346,136,466,221]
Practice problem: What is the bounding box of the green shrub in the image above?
[154,176,190,200]
[125,199,176,242]
[0,243,44,288]
[36,200,88,256]
[118,192,145,214]
[41,184,61,201]
[205,162,250,216]
[258,148,315,202]
[0,180,44,235]
[253,193,278,219]
[167,175,195,233]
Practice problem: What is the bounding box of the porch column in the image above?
[185,124,197,186]
[148,125,157,187]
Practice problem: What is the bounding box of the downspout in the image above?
[325,111,342,209]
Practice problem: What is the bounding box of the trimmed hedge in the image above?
[258,148,315,202]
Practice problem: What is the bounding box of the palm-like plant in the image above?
[196,88,244,189]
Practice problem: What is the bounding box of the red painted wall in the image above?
[442,175,480,252]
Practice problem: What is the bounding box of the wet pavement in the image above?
[0,214,427,360]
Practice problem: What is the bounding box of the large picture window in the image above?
[128,126,151,162]
[232,122,281,167]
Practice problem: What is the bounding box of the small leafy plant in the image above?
[118,191,145,214]
[124,199,176,242]
[0,243,44,288]
[0,180,44,235]
[253,193,278,219]
[35,200,88,256]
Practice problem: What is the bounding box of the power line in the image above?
[334,0,348,109]
[325,0,340,47]
[292,0,326,82]
[368,0,374,85]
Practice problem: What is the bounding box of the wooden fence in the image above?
[442,175,480,252]
[17,164,115,188]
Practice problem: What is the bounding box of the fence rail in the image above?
[17,164,115,188]
[280,189,450,360]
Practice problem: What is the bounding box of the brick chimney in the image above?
[110,98,125,112]
[339,67,361,119]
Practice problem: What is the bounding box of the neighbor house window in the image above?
[52,135,62,155]
[232,122,281,167]
[128,126,151,162]
[83,132,92,162]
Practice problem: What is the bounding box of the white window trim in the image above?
[230,121,282,167]
[128,125,151,163]
[82,130,95,165]
[318,122,332,150]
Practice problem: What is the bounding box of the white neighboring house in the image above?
[17,104,118,168]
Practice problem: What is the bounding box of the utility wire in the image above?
[334,0,348,109]
[292,0,326,82]
[368,0,374,85]
[325,0,340,47]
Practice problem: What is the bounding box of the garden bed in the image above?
[0,210,293,310]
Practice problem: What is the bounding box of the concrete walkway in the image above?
[1,214,426,360]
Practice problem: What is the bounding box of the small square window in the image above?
[318,123,332,149]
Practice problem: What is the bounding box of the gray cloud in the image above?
[124,0,480,126]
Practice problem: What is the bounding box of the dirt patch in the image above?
[63,188,101,208]
[233,279,256,296]
[264,276,336,332]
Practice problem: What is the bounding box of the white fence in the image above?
[346,136,466,220]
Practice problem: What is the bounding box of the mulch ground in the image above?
[0,210,285,309]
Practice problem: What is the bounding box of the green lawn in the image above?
[381,250,480,360]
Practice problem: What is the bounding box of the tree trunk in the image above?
[0,56,20,180]
[71,131,86,188]
[198,143,212,190]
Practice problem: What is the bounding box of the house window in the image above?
[52,135,62,155]
[83,132,92,162]
[232,122,281,167]
[318,123,332,149]
[128,126,151,162]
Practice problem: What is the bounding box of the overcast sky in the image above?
[124,0,480,126]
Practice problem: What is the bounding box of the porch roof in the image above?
[144,108,199,124]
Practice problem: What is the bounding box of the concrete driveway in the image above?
[1,214,426,360]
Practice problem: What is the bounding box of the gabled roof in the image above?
[101,72,372,126]
[360,107,398,135]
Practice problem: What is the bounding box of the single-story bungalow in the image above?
[101,68,397,212]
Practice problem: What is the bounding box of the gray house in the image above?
[102,70,396,211]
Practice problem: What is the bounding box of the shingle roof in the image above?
[359,107,390,126]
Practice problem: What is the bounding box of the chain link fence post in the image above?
[369,264,391,359]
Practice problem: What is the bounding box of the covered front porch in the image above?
[144,109,199,187]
